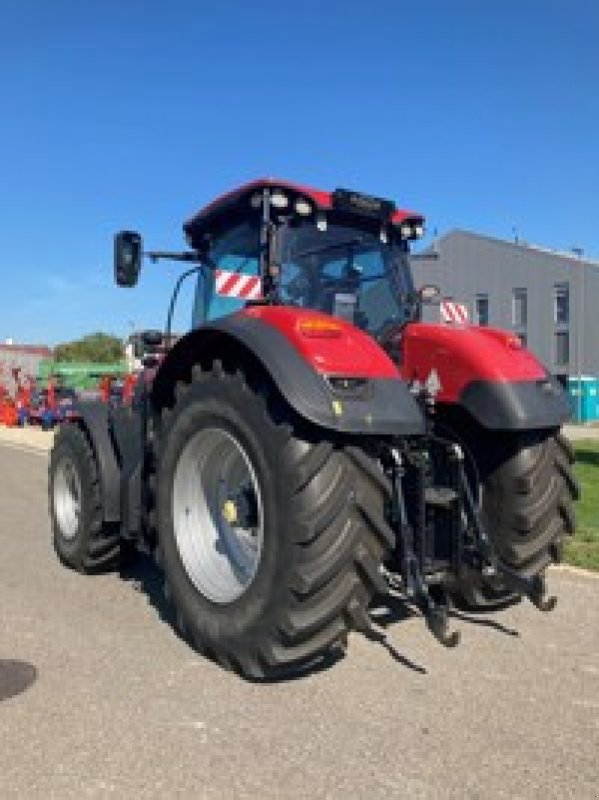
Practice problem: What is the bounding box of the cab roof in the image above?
[183,178,424,245]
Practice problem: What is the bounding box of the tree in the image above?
[54,333,124,363]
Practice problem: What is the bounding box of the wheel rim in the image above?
[53,456,82,540]
[172,427,264,604]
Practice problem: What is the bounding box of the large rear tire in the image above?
[155,362,394,679]
[49,424,123,571]
[481,431,577,571]
[439,421,578,608]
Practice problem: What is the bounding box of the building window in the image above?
[555,331,569,366]
[554,283,569,325]
[512,288,527,328]
[475,294,489,326]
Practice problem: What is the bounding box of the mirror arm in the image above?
[164,263,211,342]
[145,250,202,264]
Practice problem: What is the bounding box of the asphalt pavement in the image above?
[0,444,598,799]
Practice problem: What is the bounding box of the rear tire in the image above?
[49,424,122,571]
[439,421,578,608]
[481,430,577,575]
[155,363,394,679]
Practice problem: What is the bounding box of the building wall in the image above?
[411,231,596,377]
[0,347,51,392]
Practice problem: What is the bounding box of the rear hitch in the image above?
[380,437,557,656]
[416,580,460,648]
[494,563,557,613]
[387,447,460,648]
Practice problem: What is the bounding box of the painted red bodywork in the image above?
[122,373,139,404]
[185,178,423,232]
[240,306,400,379]
[398,323,547,402]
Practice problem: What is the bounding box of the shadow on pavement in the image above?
[0,660,38,702]
[118,554,428,680]
[369,594,427,674]
[450,609,520,637]
[119,552,346,682]
[119,551,175,628]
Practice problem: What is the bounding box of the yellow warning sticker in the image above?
[332,400,343,416]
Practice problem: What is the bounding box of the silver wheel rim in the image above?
[53,456,82,541]
[172,427,264,604]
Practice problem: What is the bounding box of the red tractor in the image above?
[48,179,577,677]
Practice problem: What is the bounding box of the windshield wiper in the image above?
[293,237,367,260]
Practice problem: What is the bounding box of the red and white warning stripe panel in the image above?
[214,269,262,300]
[440,300,469,325]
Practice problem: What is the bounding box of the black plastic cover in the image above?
[459,377,571,430]
[69,401,122,522]
[332,188,395,219]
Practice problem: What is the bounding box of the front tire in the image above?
[155,363,394,679]
[49,424,122,571]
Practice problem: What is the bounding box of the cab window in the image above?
[192,220,260,326]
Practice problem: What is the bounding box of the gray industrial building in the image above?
[412,230,598,380]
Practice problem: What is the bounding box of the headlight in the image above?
[270,191,289,209]
[294,198,312,216]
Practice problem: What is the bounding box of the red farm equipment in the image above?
[14,369,34,426]
[0,370,11,426]
[87,371,139,407]
[48,179,577,678]
[29,377,77,430]
[98,372,139,405]
[0,367,31,427]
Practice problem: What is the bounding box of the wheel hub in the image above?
[221,499,238,525]
[172,427,264,604]
[53,456,82,541]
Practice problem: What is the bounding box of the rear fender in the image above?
[398,323,570,430]
[152,308,424,436]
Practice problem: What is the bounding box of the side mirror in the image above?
[115,231,143,287]
[418,284,441,304]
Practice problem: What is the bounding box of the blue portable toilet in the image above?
[587,377,599,422]
[567,376,599,423]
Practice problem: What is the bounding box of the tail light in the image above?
[297,318,344,338]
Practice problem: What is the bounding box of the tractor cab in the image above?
[185,180,425,336]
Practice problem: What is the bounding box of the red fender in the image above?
[150,306,424,436]
[397,323,546,402]
[240,306,399,379]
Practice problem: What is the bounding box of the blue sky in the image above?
[1,0,597,344]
